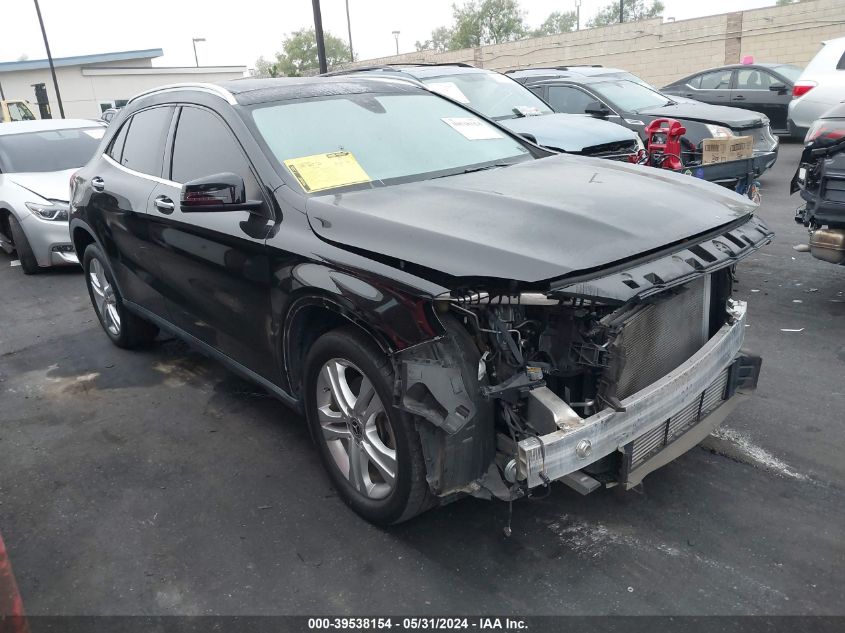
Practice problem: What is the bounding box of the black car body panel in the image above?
[791,103,845,265]
[69,78,773,520]
[306,154,756,285]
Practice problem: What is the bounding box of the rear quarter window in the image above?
[108,120,130,162]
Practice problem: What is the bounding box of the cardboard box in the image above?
[702,135,754,164]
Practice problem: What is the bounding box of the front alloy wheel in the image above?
[304,327,431,524]
[315,358,397,499]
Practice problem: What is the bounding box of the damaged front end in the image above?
[394,215,773,503]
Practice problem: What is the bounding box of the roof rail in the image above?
[505,65,603,73]
[324,62,476,76]
[127,82,237,105]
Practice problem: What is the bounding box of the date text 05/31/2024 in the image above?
[307,618,529,630]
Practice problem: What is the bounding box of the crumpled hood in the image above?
[306,154,757,285]
[500,113,639,152]
[6,169,76,202]
[639,102,765,129]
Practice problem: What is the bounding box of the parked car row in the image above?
[1,46,835,524]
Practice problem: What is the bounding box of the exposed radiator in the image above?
[614,275,711,400]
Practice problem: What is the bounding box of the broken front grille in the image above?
[614,275,711,401]
[628,366,730,469]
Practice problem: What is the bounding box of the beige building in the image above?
[340,0,845,90]
[0,48,246,119]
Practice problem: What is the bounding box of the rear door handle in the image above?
[154,196,175,214]
[734,95,746,101]
[91,177,105,192]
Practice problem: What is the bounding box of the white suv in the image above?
[788,36,845,138]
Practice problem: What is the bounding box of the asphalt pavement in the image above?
[0,141,843,616]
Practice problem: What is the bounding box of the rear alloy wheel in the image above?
[89,258,122,338]
[83,244,158,349]
[304,327,431,524]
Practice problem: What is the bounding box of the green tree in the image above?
[453,0,526,48]
[587,0,664,27]
[417,0,526,52]
[531,10,577,37]
[258,28,353,77]
[415,26,453,53]
[253,56,277,78]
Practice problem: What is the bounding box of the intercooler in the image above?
[614,275,712,400]
[626,366,730,469]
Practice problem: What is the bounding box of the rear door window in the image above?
[120,106,174,177]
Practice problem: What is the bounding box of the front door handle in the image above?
[91,176,105,192]
[154,196,175,214]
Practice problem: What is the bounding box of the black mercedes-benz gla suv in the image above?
[70,78,771,524]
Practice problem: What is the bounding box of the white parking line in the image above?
[10,260,21,267]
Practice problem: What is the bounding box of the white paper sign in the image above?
[84,128,105,139]
[514,105,543,117]
[427,82,470,104]
[441,117,504,140]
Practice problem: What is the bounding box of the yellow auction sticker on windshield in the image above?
[284,151,371,193]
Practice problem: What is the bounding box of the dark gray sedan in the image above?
[662,63,803,134]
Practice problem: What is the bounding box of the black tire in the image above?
[8,214,40,275]
[304,326,432,525]
[83,244,158,349]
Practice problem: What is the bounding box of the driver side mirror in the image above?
[585,100,611,117]
[769,83,787,94]
[181,172,263,212]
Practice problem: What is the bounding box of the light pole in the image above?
[32,0,64,118]
[392,30,400,55]
[345,0,354,62]
[192,37,205,67]
[312,0,328,74]
[575,0,581,31]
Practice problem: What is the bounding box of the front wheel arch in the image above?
[282,298,394,400]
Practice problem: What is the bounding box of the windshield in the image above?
[592,80,672,112]
[0,127,104,173]
[251,92,532,193]
[421,72,553,120]
[773,64,803,83]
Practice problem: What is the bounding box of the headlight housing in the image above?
[704,124,735,139]
[25,201,69,222]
